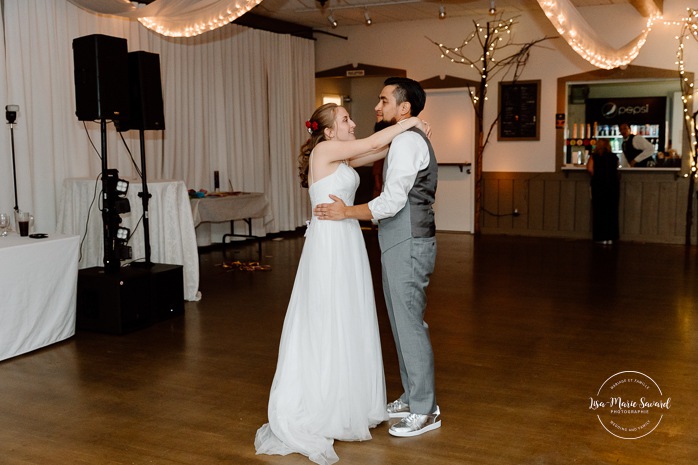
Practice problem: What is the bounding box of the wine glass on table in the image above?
[0,212,10,236]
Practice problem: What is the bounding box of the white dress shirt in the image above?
[625,134,655,164]
[368,131,429,221]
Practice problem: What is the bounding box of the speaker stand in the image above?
[132,128,153,267]
[8,121,19,212]
[100,119,120,273]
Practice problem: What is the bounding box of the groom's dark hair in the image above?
[384,77,426,117]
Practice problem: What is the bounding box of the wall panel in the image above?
[574,180,591,234]
[622,181,643,235]
[641,182,660,236]
[543,181,561,231]
[559,180,577,231]
[658,181,678,236]
[527,178,545,231]
[481,171,695,244]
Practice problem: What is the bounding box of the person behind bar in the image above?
[619,122,655,167]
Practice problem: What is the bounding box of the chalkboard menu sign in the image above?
[498,80,540,141]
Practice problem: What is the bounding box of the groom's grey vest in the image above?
[378,128,437,251]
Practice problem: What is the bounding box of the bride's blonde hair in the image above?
[298,103,338,188]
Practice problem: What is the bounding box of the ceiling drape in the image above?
[67,0,263,37]
[537,0,657,69]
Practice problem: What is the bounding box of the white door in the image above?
[420,89,475,233]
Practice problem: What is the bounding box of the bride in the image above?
[255,103,425,465]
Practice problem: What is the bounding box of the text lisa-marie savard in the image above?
[589,397,671,413]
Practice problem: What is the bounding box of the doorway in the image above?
[421,88,474,232]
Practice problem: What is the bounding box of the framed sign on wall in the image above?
[498,80,540,141]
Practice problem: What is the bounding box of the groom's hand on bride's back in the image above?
[314,194,347,220]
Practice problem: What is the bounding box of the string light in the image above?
[138,0,262,38]
[439,5,446,20]
[537,0,659,69]
[676,8,698,179]
[428,16,531,110]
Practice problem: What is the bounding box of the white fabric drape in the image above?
[67,0,263,38]
[0,6,10,213]
[0,0,313,237]
[537,0,655,69]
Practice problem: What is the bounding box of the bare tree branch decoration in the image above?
[428,13,553,233]
[677,9,698,245]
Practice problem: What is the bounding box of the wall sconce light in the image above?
[439,4,446,19]
[364,9,372,26]
[328,13,338,28]
[489,0,496,15]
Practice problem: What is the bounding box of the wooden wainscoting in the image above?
[481,170,694,244]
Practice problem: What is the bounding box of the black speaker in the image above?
[123,51,165,131]
[72,34,130,122]
[149,263,184,321]
[76,264,184,334]
[76,266,152,334]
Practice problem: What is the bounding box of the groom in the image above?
[314,77,439,437]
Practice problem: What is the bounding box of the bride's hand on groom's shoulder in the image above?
[314,194,346,220]
[417,119,432,139]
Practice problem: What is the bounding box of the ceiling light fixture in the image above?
[439,4,446,20]
[328,13,338,28]
[364,9,373,26]
[489,0,496,15]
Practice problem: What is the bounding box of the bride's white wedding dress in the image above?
[255,162,388,465]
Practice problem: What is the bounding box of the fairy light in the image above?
[138,0,262,38]
[537,0,659,69]
[675,9,698,179]
[429,14,542,112]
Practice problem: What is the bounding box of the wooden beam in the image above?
[629,0,662,17]
[233,12,314,40]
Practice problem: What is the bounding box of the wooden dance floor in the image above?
[0,231,696,464]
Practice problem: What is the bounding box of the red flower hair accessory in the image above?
[305,120,319,134]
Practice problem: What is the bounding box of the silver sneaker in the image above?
[389,406,441,437]
[386,399,410,418]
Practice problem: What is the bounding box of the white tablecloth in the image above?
[57,178,200,301]
[190,193,271,246]
[0,233,79,362]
